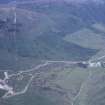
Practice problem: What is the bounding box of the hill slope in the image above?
[0,7,98,64]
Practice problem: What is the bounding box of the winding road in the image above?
[1,54,105,99]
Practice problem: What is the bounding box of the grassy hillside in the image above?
[64,27,105,49]
[1,64,105,105]
[17,1,105,26]
[0,1,105,105]
[0,7,98,64]
[64,24,105,61]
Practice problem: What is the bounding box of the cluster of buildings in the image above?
[77,61,105,68]
[0,72,14,98]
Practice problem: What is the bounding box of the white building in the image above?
[88,62,101,68]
